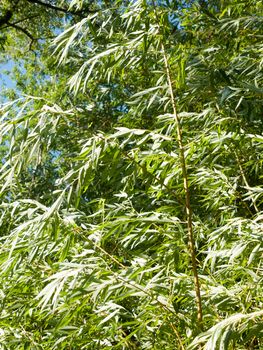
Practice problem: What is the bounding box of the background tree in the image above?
[0,0,262,349]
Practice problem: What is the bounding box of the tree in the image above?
[0,0,262,349]
[0,0,96,49]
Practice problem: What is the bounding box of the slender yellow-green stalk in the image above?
[152,1,203,327]
[161,42,203,326]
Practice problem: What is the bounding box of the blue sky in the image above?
[0,61,15,89]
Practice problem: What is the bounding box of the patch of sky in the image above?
[0,61,15,89]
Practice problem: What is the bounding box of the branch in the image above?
[25,0,96,15]
[2,21,56,48]
[7,22,35,42]
[198,0,218,21]
[0,11,12,27]
[25,0,70,14]
[234,149,259,214]
[0,0,21,27]
[1,15,39,30]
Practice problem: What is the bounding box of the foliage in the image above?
[0,0,262,349]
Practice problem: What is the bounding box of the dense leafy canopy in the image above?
[0,0,263,349]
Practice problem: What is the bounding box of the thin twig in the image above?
[234,149,259,213]
[170,322,186,350]
[124,151,184,205]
